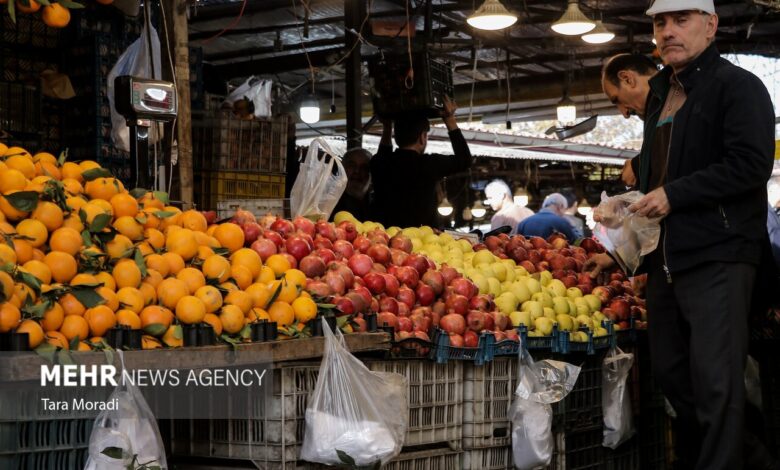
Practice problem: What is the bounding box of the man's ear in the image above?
[618,70,634,87]
[705,14,719,41]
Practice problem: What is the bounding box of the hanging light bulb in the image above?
[467,0,518,31]
[556,94,577,124]
[577,198,591,216]
[299,94,320,124]
[581,20,614,44]
[652,38,657,45]
[438,197,454,217]
[462,207,473,221]
[513,187,529,207]
[552,0,595,36]
[471,200,487,219]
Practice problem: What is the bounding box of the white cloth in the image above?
[491,204,534,235]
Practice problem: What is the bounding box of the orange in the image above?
[0,303,21,332]
[144,228,165,251]
[219,305,245,334]
[0,168,27,194]
[0,192,30,221]
[142,335,163,349]
[62,179,84,196]
[156,277,188,310]
[84,305,116,337]
[112,259,142,288]
[249,308,270,322]
[231,265,253,290]
[292,296,317,323]
[40,303,65,332]
[202,313,223,336]
[175,295,206,324]
[5,154,35,179]
[116,309,141,329]
[116,287,144,313]
[3,146,31,159]
[144,254,169,277]
[220,282,238,292]
[274,279,300,304]
[61,163,83,182]
[202,255,231,283]
[0,221,12,234]
[265,254,291,278]
[32,152,57,165]
[284,269,307,289]
[84,177,121,201]
[230,248,262,279]
[159,206,183,230]
[44,251,78,283]
[195,245,214,261]
[0,243,17,265]
[224,290,252,314]
[140,192,165,210]
[60,315,89,342]
[59,293,85,317]
[139,209,161,229]
[95,271,116,291]
[49,227,82,256]
[7,294,21,308]
[193,231,220,248]
[41,3,70,28]
[161,252,185,275]
[136,242,154,257]
[162,325,183,347]
[70,273,98,286]
[0,272,14,299]
[35,161,61,180]
[105,234,133,259]
[45,331,69,349]
[14,283,35,304]
[213,223,244,253]
[80,201,110,226]
[25,176,51,194]
[78,160,100,172]
[110,193,138,218]
[95,287,119,311]
[31,248,45,262]
[139,305,173,330]
[16,319,44,348]
[16,219,47,248]
[22,260,52,284]
[113,216,143,241]
[13,239,33,264]
[194,285,222,313]
[16,0,41,14]
[142,269,163,288]
[139,282,157,305]
[268,301,295,327]
[62,213,85,232]
[180,210,208,232]
[176,267,205,294]
[165,228,198,260]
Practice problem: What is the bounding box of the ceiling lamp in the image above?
[299,94,320,124]
[467,0,518,31]
[551,0,595,36]
[513,187,529,207]
[471,200,487,219]
[438,197,454,217]
[582,20,614,44]
[556,94,577,124]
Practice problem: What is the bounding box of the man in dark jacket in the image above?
[370,96,472,228]
[588,1,776,468]
[516,193,577,241]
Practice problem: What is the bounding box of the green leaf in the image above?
[7,0,15,23]
[154,210,177,219]
[317,303,336,309]
[4,191,38,212]
[34,343,57,363]
[134,249,148,278]
[90,213,112,233]
[152,191,170,205]
[265,282,283,309]
[16,271,42,294]
[71,286,105,308]
[240,324,251,340]
[144,323,167,337]
[81,168,113,181]
[129,188,148,199]
[103,348,113,366]
[57,149,68,166]
[79,208,88,224]
[135,215,148,225]
[22,302,48,320]
[172,324,183,340]
[100,447,125,460]
[58,349,75,365]
[58,0,85,9]
[69,335,80,351]
[336,450,357,467]
[81,230,93,247]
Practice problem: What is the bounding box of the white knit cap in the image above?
[646,0,716,16]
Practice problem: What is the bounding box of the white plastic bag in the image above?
[512,347,581,470]
[85,350,167,470]
[290,138,347,220]
[300,319,408,466]
[602,346,635,449]
[107,25,163,152]
[222,76,273,118]
[592,191,661,274]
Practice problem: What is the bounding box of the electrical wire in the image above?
[291,0,317,93]
[274,74,346,138]
[158,0,179,193]
[404,0,414,89]
[199,0,249,45]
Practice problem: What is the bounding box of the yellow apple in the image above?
[532,291,553,309]
[547,279,566,298]
[521,300,544,320]
[576,314,593,330]
[510,310,532,328]
[515,266,529,277]
[535,317,554,336]
[539,270,553,287]
[509,281,532,304]
[583,294,601,313]
[495,292,519,315]
[543,308,557,321]
[556,314,575,332]
[552,297,570,315]
[524,277,542,295]
[487,277,503,298]
[566,287,583,299]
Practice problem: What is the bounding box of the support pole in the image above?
[344,0,365,149]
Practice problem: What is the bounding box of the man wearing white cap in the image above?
[587,1,777,468]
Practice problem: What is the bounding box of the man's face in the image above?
[602,71,651,120]
[485,189,503,211]
[653,11,718,70]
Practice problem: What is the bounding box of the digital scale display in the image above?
[116,76,178,120]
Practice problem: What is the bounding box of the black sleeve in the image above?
[422,129,473,177]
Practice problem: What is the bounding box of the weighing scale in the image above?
[114,75,178,189]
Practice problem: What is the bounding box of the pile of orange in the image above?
[0,142,318,351]
[12,1,73,29]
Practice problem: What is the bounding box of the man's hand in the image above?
[441,95,458,131]
[628,187,670,218]
[622,160,637,187]
[583,253,616,279]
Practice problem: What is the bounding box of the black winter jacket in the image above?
[636,44,775,276]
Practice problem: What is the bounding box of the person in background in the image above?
[370,96,472,228]
[332,148,372,221]
[516,193,576,241]
[562,192,587,239]
[484,179,533,235]
[587,1,777,468]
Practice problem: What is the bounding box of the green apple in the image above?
[510,281,532,304]
[524,277,542,295]
[491,262,508,282]
[543,307,557,321]
[510,310,532,328]
[566,287,583,299]
[556,314,575,332]
[495,292,519,315]
[547,279,566,298]
[532,291,553,309]
[552,297,570,315]
[539,270,553,287]
[488,277,503,298]
[592,311,605,324]
[583,294,601,313]
[576,314,593,330]
[521,300,544,320]
[473,250,496,267]
[534,317,554,336]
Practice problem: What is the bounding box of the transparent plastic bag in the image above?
[592,191,661,274]
[290,138,347,220]
[85,350,167,470]
[107,25,163,152]
[512,347,581,470]
[222,76,273,118]
[300,319,408,466]
[602,346,635,449]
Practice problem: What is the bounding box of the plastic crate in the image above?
[1,14,62,49]
[195,171,286,211]
[429,329,490,365]
[605,437,640,470]
[549,425,605,470]
[462,357,516,449]
[0,81,41,136]
[461,445,512,470]
[552,350,607,432]
[216,198,289,220]
[0,448,88,470]
[0,419,93,455]
[384,447,461,470]
[558,321,615,356]
[366,360,463,448]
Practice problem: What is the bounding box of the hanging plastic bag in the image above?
[85,350,167,470]
[512,347,580,470]
[222,76,273,118]
[592,191,661,275]
[300,319,408,466]
[602,346,635,449]
[290,138,347,220]
[107,25,164,152]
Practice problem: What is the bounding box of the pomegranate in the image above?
[345,292,367,313]
[315,220,337,241]
[445,294,469,316]
[330,262,355,287]
[448,333,465,348]
[466,310,486,332]
[316,248,336,264]
[367,244,391,265]
[348,254,373,277]
[398,302,410,317]
[394,266,420,288]
[306,280,332,298]
[353,316,368,332]
[270,218,295,237]
[324,271,346,296]
[299,255,326,278]
[332,240,354,260]
[241,222,262,245]
[264,230,284,248]
[251,238,277,261]
[450,277,477,299]
[379,296,399,314]
[463,330,479,348]
[377,312,399,331]
[440,313,466,335]
[353,286,373,307]
[397,286,416,309]
[382,274,400,298]
[363,272,386,295]
[334,296,354,316]
[285,236,312,261]
[313,236,334,250]
[490,311,509,331]
[403,254,429,276]
[468,294,494,312]
[337,221,358,242]
[505,329,520,342]
[390,234,413,253]
[421,270,444,295]
[390,249,409,266]
[292,216,316,237]
[415,283,435,306]
[353,235,372,254]
[231,209,256,226]
[281,253,298,269]
[439,265,459,285]
[397,317,413,333]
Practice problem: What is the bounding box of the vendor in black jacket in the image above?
[586,1,776,469]
[370,96,472,228]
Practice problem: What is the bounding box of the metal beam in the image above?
[345,0,364,148]
[205,37,344,62]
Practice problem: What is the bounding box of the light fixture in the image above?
[462,207,473,221]
[652,38,657,45]
[581,20,614,44]
[471,200,487,219]
[556,94,577,124]
[551,0,595,36]
[467,0,518,31]
[299,94,320,124]
[513,187,529,207]
[577,198,591,216]
[438,197,454,217]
